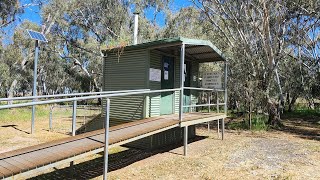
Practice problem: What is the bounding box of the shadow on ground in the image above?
[28,136,206,180]
[1,124,30,134]
[280,112,320,141]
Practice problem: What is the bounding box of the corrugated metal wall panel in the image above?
[149,50,161,117]
[174,57,181,114]
[102,50,148,121]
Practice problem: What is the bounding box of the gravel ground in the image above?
[2,114,319,180]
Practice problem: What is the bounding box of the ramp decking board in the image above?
[0,112,226,178]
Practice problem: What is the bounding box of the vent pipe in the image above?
[133,12,139,45]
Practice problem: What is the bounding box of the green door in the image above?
[184,61,191,112]
[160,56,174,115]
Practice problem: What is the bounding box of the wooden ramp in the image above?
[0,113,226,179]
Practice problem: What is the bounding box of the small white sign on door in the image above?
[164,71,169,80]
[149,68,161,82]
[202,72,222,89]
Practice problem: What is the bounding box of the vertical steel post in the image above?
[103,98,110,180]
[208,92,211,113]
[31,40,39,134]
[49,106,53,131]
[224,62,228,114]
[217,119,220,138]
[208,92,211,133]
[72,100,77,136]
[184,126,188,156]
[179,44,185,122]
[216,91,219,113]
[222,118,225,140]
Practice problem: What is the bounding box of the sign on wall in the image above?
[202,72,222,89]
[149,68,161,82]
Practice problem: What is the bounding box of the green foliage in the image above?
[228,114,269,131]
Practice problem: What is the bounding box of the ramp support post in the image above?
[222,118,225,140]
[103,98,110,180]
[184,125,188,156]
[217,119,220,138]
[72,100,77,136]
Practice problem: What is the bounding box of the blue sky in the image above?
[2,0,193,44]
[18,0,193,27]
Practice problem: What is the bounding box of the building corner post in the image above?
[179,44,185,122]
[224,62,228,114]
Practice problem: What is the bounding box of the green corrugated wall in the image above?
[149,50,161,117]
[102,49,199,150]
[102,49,148,123]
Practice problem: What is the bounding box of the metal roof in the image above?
[102,37,226,62]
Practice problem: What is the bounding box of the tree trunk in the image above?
[7,79,17,105]
[288,95,297,112]
[267,100,282,127]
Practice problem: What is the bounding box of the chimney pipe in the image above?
[133,12,139,45]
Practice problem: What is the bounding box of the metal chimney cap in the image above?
[133,11,140,14]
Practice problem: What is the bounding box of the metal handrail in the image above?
[0,89,150,101]
[0,86,226,179]
[0,88,180,110]
[183,103,226,108]
[183,87,225,92]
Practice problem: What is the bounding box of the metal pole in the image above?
[49,106,53,131]
[222,118,225,140]
[216,91,219,113]
[31,40,39,134]
[208,92,211,113]
[72,100,77,136]
[179,44,185,122]
[184,126,188,156]
[217,119,220,138]
[103,98,110,180]
[224,62,228,114]
[133,12,139,45]
[208,92,211,133]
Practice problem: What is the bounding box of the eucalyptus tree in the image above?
[193,0,319,125]
[40,0,169,92]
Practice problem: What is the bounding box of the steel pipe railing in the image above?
[183,103,226,108]
[0,89,150,102]
[0,86,227,179]
[0,88,179,110]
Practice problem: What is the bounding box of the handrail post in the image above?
[179,44,185,122]
[224,62,228,114]
[103,98,110,180]
[72,100,77,136]
[208,92,211,113]
[49,106,53,131]
[216,91,219,113]
[208,92,211,132]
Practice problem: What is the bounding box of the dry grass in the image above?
[0,105,100,153]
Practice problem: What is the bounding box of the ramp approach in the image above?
[0,88,227,179]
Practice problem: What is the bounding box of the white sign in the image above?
[202,72,222,89]
[149,68,161,82]
[164,71,169,80]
